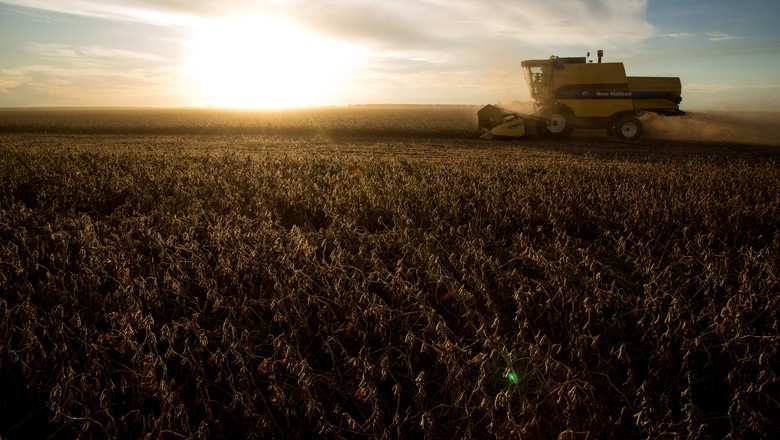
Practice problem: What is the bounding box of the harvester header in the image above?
[479,51,684,141]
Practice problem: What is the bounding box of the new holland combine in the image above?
[479,51,684,141]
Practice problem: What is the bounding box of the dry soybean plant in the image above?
[0,134,778,439]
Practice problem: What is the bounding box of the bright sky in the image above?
[1,0,779,110]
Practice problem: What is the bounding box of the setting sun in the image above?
[186,15,363,108]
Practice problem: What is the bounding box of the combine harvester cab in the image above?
[479,51,685,141]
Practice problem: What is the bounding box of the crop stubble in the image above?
[0,108,778,439]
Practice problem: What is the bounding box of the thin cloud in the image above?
[1,0,200,26]
[707,32,739,41]
[27,43,79,58]
[28,43,164,62]
[288,0,654,49]
[0,62,190,106]
[3,0,655,47]
[28,43,163,61]
[659,32,696,39]
[0,82,50,106]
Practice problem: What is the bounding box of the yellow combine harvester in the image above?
[479,51,684,141]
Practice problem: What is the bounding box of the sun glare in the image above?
[186,15,362,108]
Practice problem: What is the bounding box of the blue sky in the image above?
[1,0,779,110]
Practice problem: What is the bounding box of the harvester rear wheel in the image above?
[613,115,643,141]
[539,107,574,138]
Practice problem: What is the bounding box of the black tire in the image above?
[613,115,643,141]
[538,107,574,138]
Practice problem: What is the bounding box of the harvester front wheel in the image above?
[613,115,643,141]
[539,108,574,138]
